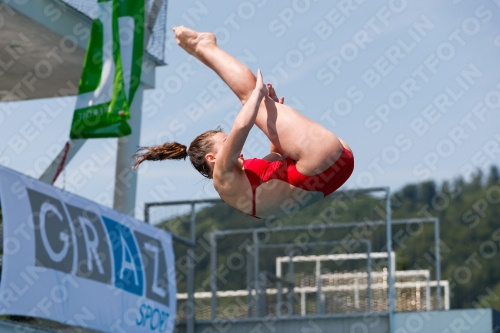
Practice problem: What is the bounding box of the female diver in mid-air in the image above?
[132,26,354,219]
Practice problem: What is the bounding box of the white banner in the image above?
[0,166,176,333]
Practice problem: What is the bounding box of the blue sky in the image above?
[1,0,499,221]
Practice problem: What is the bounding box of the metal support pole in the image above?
[38,140,86,184]
[316,260,322,314]
[259,274,267,317]
[444,282,450,310]
[247,250,254,317]
[277,279,283,317]
[435,218,442,310]
[210,234,217,320]
[301,291,306,315]
[113,83,144,216]
[354,276,360,309]
[186,203,196,333]
[417,282,421,311]
[391,253,396,276]
[212,216,438,238]
[170,234,194,247]
[426,273,431,311]
[385,189,394,333]
[253,231,260,317]
[287,254,294,316]
[276,258,283,317]
[144,204,150,223]
[367,242,372,313]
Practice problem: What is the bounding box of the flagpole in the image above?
[38,140,86,184]
[113,82,144,216]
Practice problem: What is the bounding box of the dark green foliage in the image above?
[421,181,437,206]
[488,166,500,185]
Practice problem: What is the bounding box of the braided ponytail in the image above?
[132,142,188,170]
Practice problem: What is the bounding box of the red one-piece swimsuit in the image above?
[241,147,354,218]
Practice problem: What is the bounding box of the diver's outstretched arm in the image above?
[214,70,267,178]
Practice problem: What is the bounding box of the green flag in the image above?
[70,0,144,139]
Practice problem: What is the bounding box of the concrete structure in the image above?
[6,311,486,333]
[0,0,165,218]
[0,1,85,101]
[175,309,500,333]
[0,0,160,100]
[0,319,100,332]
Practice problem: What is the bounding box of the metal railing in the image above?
[175,278,450,317]
[144,198,220,333]
[143,187,443,333]
[262,240,373,315]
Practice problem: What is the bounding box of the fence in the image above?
[144,187,444,333]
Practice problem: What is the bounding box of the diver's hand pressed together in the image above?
[267,83,284,104]
[254,69,268,98]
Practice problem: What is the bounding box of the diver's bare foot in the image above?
[172,26,216,55]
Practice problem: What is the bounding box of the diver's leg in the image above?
[173,26,255,104]
[174,26,344,175]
